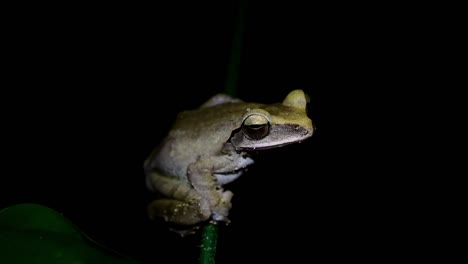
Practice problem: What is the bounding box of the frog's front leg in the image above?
[187,160,234,223]
[146,171,211,225]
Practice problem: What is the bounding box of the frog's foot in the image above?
[148,198,211,226]
[211,190,233,224]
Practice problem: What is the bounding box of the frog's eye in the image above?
[242,114,270,140]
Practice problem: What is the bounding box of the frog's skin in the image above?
[144,89,314,228]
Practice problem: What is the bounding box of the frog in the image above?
[144,89,314,230]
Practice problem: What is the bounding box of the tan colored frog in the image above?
[145,89,314,229]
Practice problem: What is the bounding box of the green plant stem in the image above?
[199,223,218,264]
[224,0,248,97]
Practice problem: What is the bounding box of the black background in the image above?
[1,1,446,263]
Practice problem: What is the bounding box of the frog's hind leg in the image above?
[147,199,210,225]
[146,171,211,225]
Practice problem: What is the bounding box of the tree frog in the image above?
[144,89,314,229]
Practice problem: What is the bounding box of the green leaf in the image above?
[0,203,141,264]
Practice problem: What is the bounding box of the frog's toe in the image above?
[211,213,230,224]
[211,203,231,223]
[221,190,234,204]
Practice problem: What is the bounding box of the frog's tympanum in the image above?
[144,90,314,230]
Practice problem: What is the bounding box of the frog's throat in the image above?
[213,156,254,185]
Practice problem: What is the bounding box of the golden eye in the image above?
[242,114,270,140]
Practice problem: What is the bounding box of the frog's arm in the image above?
[187,160,233,223]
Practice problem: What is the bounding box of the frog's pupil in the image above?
[243,124,269,140]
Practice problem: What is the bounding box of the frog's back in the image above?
[147,100,261,179]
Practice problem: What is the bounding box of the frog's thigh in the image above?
[148,199,210,225]
[146,171,199,202]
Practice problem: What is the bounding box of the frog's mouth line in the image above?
[214,166,247,176]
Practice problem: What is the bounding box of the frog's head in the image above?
[230,89,314,150]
